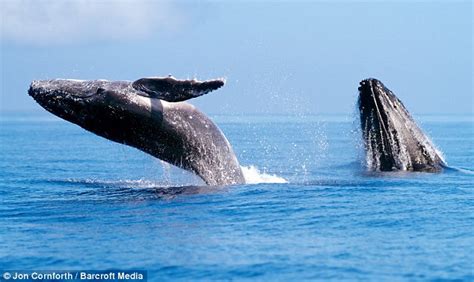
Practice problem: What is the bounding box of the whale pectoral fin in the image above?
[132,76,225,102]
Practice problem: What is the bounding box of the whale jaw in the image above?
[357,78,445,172]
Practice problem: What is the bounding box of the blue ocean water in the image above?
[0,113,473,281]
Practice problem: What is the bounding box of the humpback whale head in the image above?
[357,78,445,172]
[28,79,160,142]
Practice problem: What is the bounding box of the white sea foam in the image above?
[241,165,288,184]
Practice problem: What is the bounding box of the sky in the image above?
[0,0,472,115]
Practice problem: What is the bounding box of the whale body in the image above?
[29,76,245,185]
[357,78,446,172]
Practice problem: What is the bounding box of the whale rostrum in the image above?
[357,78,446,172]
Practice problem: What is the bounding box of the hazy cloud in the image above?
[0,0,183,45]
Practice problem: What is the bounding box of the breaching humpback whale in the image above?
[29,76,245,185]
[357,78,446,172]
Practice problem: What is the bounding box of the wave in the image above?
[46,165,288,191]
[443,166,474,175]
[48,178,218,199]
[241,165,288,184]
[59,178,170,189]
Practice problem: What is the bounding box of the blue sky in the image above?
[0,0,472,115]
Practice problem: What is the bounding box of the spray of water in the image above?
[241,165,288,184]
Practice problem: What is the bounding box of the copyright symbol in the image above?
[3,272,11,280]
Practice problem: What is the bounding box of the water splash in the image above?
[241,165,288,184]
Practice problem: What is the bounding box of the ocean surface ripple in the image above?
[0,114,472,281]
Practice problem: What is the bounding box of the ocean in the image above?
[0,113,472,281]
